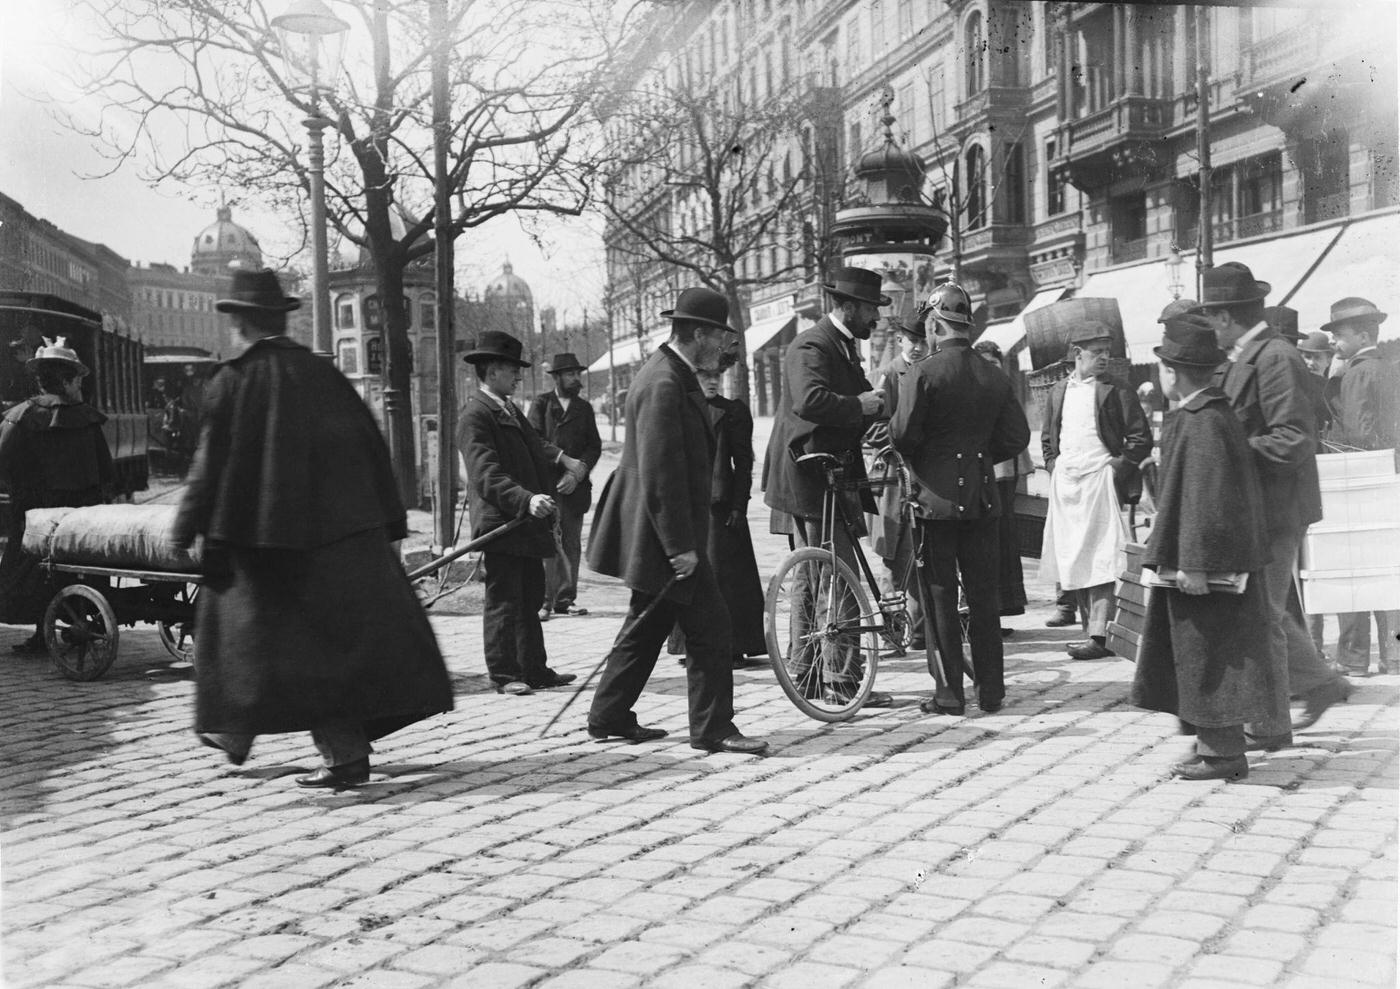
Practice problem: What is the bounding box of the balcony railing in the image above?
[1110,236,1147,264]
[1241,24,1328,88]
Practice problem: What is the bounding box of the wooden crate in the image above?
[1106,620,1144,663]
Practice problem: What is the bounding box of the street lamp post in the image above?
[272,0,348,359]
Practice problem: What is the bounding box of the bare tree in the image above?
[62,0,625,503]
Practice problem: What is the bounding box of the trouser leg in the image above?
[674,558,737,744]
[1336,612,1372,673]
[1270,527,1338,697]
[482,552,525,685]
[1308,613,1327,656]
[551,502,584,608]
[516,557,549,682]
[919,520,967,705]
[1194,724,1246,760]
[1380,612,1399,670]
[792,515,863,684]
[310,719,372,768]
[957,516,1003,702]
[1078,583,1114,639]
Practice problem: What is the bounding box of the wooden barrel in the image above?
[1024,298,1127,371]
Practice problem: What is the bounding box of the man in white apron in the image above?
[1040,324,1153,660]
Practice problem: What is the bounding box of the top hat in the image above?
[1321,296,1388,333]
[1264,305,1300,341]
[462,330,531,367]
[214,268,302,313]
[1154,322,1227,368]
[1193,262,1271,308]
[823,266,891,307]
[25,336,89,376]
[1297,330,1335,354]
[547,352,586,374]
[1068,320,1115,348]
[659,287,732,331]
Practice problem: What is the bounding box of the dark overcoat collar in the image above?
[659,343,715,447]
[1179,386,1228,413]
[471,390,521,430]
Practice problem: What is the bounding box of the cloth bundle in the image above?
[23,504,202,574]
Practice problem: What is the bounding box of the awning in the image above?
[585,330,670,374]
[978,286,1071,354]
[1281,209,1400,341]
[1078,222,1344,362]
[744,312,796,355]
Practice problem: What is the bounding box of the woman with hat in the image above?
[0,338,114,653]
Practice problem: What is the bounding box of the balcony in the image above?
[1237,22,1384,132]
[951,85,1031,139]
[1052,96,1172,191]
[1177,208,1285,249]
[1240,24,1327,94]
[955,224,1031,285]
[1110,236,1147,264]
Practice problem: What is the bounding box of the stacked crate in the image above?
[1301,450,1400,614]
[1107,542,1149,662]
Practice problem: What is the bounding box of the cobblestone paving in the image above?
[3,421,1396,988]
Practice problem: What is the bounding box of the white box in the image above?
[1316,449,1397,483]
[1300,566,1400,614]
[1302,524,1400,572]
[1318,476,1400,527]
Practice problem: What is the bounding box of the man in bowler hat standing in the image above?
[762,266,892,707]
[528,352,602,620]
[1191,262,1351,737]
[588,287,767,754]
[458,331,586,695]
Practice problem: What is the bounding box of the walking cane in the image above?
[405,513,530,581]
[538,573,680,739]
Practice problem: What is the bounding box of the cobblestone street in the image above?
[2,420,1396,989]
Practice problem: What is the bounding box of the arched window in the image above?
[965,11,985,96]
[965,145,987,231]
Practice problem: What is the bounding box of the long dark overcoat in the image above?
[172,336,451,737]
[1213,329,1322,534]
[868,354,915,560]
[1131,389,1283,728]
[458,392,560,558]
[1042,374,1152,505]
[588,345,715,606]
[762,317,877,526]
[1337,349,1400,453]
[706,394,765,654]
[527,391,602,514]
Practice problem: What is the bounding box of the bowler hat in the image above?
[547,352,586,374]
[25,336,89,377]
[1157,298,1215,334]
[1193,262,1271,308]
[893,318,927,341]
[823,266,891,307]
[1154,321,1227,368]
[1264,305,1300,341]
[462,330,531,367]
[1068,320,1115,348]
[1321,296,1388,333]
[214,268,301,313]
[1297,330,1335,354]
[660,287,732,331]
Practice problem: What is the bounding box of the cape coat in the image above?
[172,336,451,737]
[1131,388,1284,728]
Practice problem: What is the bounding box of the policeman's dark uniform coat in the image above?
[458,362,563,687]
[173,335,451,738]
[587,343,738,744]
[891,336,1030,709]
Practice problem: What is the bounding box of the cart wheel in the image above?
[44,584,120,682]
[157,583,198,663]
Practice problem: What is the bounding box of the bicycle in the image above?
[764,448,934,721]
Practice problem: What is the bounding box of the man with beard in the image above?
[762,266,890,707]
[528,353,602,621]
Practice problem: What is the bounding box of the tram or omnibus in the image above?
[0,291,149,497]
[142,347,219,471]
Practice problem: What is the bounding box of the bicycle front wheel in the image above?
[765,547,880,722]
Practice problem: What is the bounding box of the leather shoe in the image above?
[555,604,589,616]
[1068,640,1115,660]
[295,757,371,789]
[919,697,965,716]
[1292,677,1352,731]
[527,670,577,689]
[691,733,768,755]
[198,732,251,766]
[494,681,533,695]
[538,608,552,622]
[1045,610,1077,627]
[587,723,668,743]
[1170,755,1247,781]
[11,634,45,656]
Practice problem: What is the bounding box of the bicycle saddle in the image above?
[794,452,842,468]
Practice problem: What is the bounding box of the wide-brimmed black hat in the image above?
[823,266,891,307]
[1264,305,1300,341]
[1297,331,1334,354]
[1191,262,1271,309]
[214,268,301,313]
[1068,320,1115,347]
[1322,296,1388,333]
[1154,322,1227,367]
[547,352,586,374]
[659,287,732,331]
[462,330,530,367]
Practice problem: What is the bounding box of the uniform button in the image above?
[956,453,963,459]
[958,505,964,512]
[958,478,965,486]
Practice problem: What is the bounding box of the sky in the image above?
[0,0,607,322]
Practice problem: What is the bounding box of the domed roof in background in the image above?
[190,205,263,275]
[484,262,533,305]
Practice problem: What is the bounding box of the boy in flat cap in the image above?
[1132,316,1283,781]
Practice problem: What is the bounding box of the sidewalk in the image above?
[2,418,1396,988]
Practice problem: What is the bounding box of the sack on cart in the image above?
[23,505,202,574]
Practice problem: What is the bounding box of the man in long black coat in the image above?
[173,270,452,789]
[1193,262,1351,738]
[761,266,890,707]
[588,287,767,754]
[459,332,585,694]
[528,353,602,619]
[891,283,1030,715]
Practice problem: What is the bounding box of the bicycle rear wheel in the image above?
[765,547,880,722]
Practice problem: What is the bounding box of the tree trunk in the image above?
[374,249,420,508]
[721,275,751,406]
